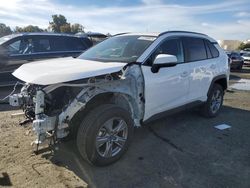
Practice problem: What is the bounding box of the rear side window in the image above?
[183,37,207,62]
[50,36,67,52]
[65,37,87,51]
[33,38,51,52]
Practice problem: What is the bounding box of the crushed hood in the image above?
[13,57,126,85]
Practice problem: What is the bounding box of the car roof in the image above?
[115,31,216,42]
[76,32,107,37]
[118,32,160,37]
[116,30,207,37]
[4,32,89,39]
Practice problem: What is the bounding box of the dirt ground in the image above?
[0,66,250,188]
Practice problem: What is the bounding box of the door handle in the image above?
[181,71,189,77]
[210,64,216,69]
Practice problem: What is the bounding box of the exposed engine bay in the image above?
[9,65,144,151]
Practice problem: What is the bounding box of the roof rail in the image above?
[159,30,207,37]
[112,32,130,37]
[20,32,77,37]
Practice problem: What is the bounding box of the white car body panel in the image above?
[12,57,126,85]
[187,58,215,102]
[139,32,228,121]
[142,64,189,121]
[242,55,250,61]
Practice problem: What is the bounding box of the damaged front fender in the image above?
[9,64,145,149]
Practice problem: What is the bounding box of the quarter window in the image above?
[204,40,213,59]
[183,37,207,62]
[207,41,219,58]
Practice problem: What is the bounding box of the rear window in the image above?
[183,37,207,62]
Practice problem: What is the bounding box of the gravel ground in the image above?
[0,66,250,188]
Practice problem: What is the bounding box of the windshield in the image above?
[78,35,156,63]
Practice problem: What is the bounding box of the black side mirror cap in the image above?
[151,62,177,73]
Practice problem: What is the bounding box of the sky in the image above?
[0,0,250,40]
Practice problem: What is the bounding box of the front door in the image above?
[141,38,190,121]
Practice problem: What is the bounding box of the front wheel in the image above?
[77,104,134,166]
[202,84,224,118]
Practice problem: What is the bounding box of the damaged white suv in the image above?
[9,31,229,166]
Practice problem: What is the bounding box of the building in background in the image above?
[217,40,242,51]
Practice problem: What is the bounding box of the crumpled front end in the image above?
[9,64,145,151]
[9,84,75,145]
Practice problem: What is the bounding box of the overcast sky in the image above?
[0,0,250,40]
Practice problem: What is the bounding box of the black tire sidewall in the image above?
[206,84,224,117]
[77,104,134,166]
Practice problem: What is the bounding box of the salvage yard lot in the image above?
[0,67,250,188]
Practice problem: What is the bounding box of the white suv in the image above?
[9,31,229,166]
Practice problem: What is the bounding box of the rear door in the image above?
[141,37,190,120]
[182,37,219,102]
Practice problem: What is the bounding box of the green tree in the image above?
[14,25,44,33]
[71,23,84,34]
[60,23,71,33]
[49,14,68,33]
[238,42,250,50]
[0,23,12,37]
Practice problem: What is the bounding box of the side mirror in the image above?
[151,54,178,73]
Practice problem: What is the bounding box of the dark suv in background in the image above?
[0,33,93,86]
[75,32,108,45]
[226,51,244,70]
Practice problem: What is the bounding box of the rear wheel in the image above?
[202,84,224,118]
[77,104,134,166]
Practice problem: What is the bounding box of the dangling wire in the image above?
[0,82,24,101]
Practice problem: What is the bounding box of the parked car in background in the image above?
[226,51,244,70]
[0,33,93,86]
[75,32,108,45]
[241,52,250,64]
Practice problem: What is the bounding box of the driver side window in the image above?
[146,38,184,65]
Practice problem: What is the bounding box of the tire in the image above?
[202,84,224,118]
[237,62,243,70]
[76,104,134,166]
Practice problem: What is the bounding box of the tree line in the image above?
[0,14,85,37]
[238,42,250,51]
